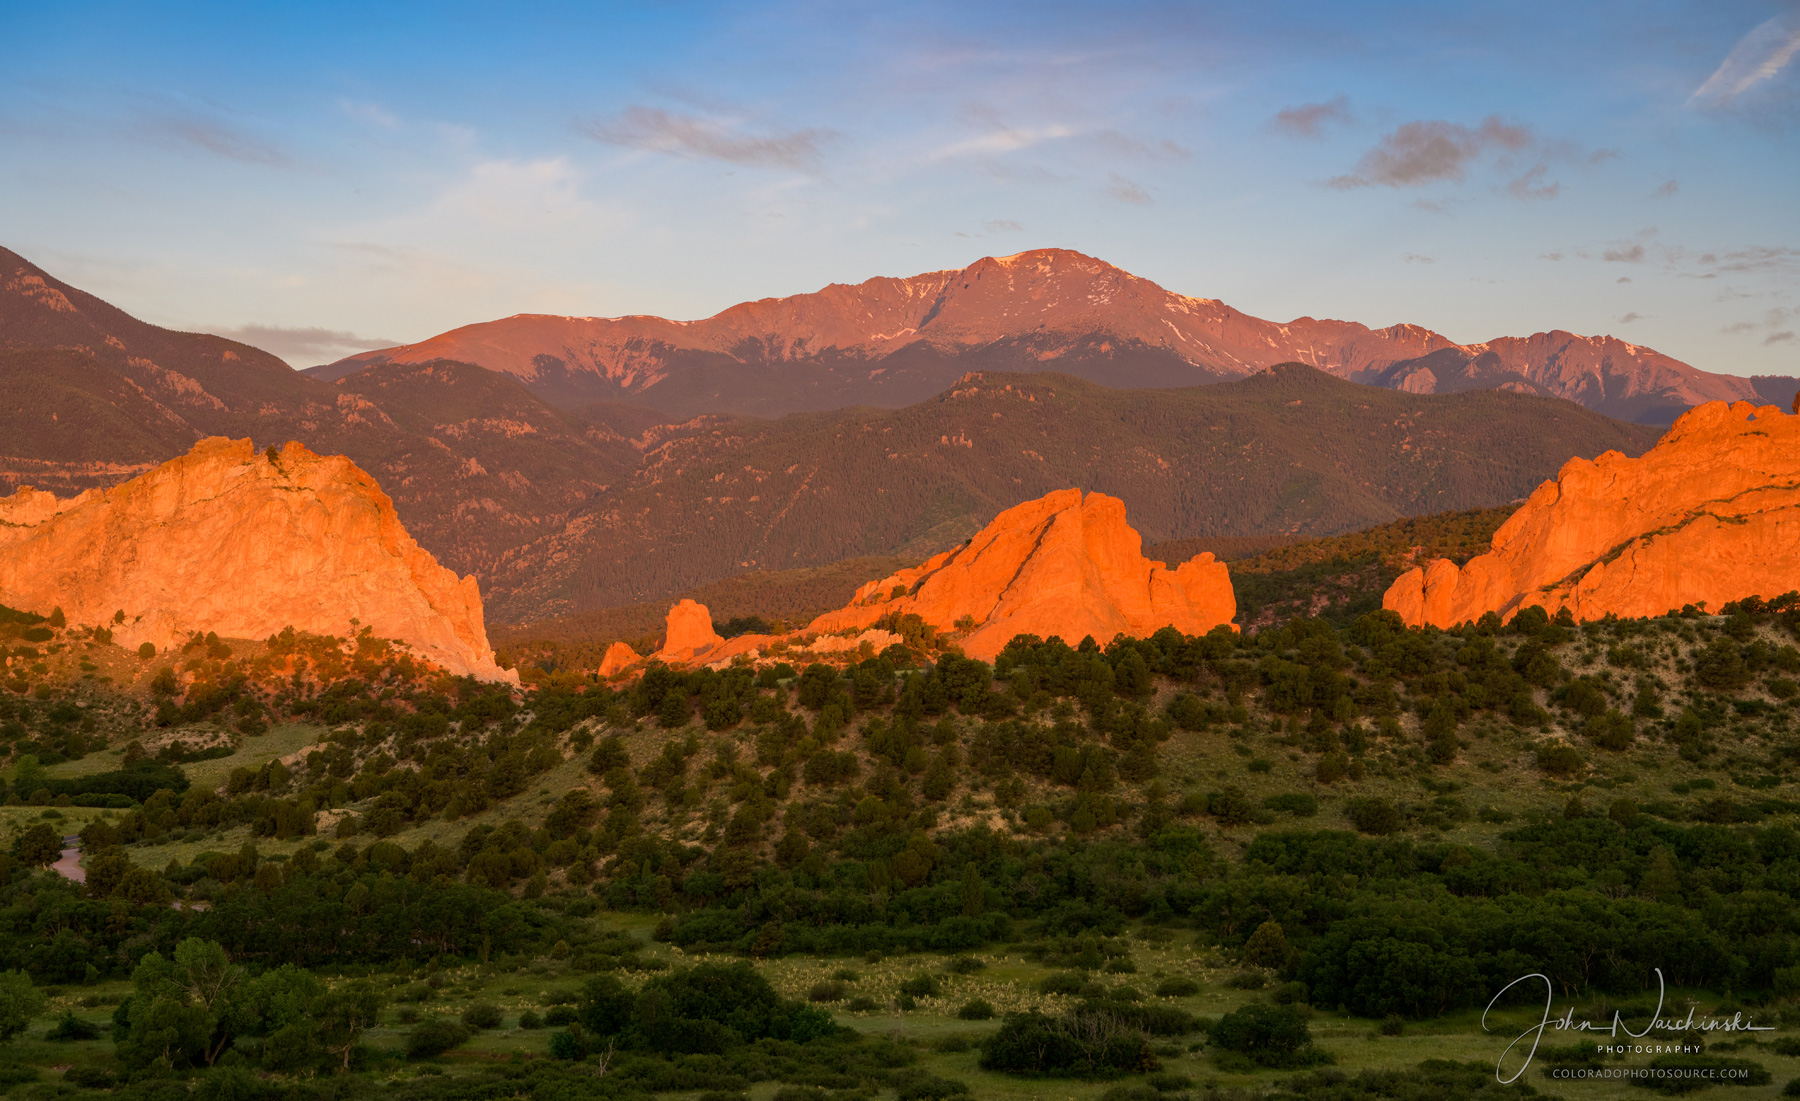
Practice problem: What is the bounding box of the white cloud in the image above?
[428,157,625,234]
[316,157,635,324]
[202,323,397,365]
[928,123,1075,162]
[1691,12,1800,106]
[340,99,400,129]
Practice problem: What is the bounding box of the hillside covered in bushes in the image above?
[4,587,1800,1096]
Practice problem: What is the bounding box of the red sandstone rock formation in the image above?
[655,599,725,663]
[597,641,640,677]
[0,436,511,680]
[1384,400,1800,627]
[807,489,1236,660]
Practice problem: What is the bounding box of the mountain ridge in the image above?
[0,247,638,586]
[315,247,1776,424]
[0,245,1684,625]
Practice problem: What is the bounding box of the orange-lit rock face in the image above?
[0,436,511,681]
[656,599,724,662]
[597,641,640,677]
[1384,400,1800,627]
[807,489,1236,660]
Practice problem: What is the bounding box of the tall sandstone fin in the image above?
[1383,400,1800,627]
[807,488,1236,661]
[0,436,512,681]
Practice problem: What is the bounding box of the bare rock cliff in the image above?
[1384,400,1800,627]
[0,436,511,680]
[597,641,641,677]
[807,488,1236,660]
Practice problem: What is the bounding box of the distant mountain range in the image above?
[0,247,637,591]
[0,243,1725,624]
[313,247,1796,425]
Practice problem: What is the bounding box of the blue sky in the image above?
[2,0,1796,374]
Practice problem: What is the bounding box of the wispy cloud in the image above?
[1721,306,1800,346]
[1505,163,1559,201]
[1091,129,1191,161]
[1690,12,1800,106]
[339,99,400,129]
[1618,312,1645,323]
[954,219,1025,238]
[1328,116,1535,189]
[1270,96,1351,138]
[1559,231,1798,286]
[583,105,835,170]
[203,323,398,364]
[1402,253,1434,264]
[428,157,620,234]
[1700,245,1800,274]
[322,156,633,322]
[929,122,1075,162]
[1106,173,1152,205]
[146,116,289,167]
[1651,179,1679,198]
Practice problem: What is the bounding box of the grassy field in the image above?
[11,932,1796,1099]
[13,697,1798,1100]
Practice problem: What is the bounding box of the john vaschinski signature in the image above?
[1482,968,1772,1083]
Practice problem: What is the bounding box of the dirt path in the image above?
[51,836,84,883]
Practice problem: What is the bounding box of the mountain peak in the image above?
[266,246,1776,423]
[983,246,1124,273]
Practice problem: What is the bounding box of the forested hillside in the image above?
[4,589,1800,1097]
[488,365,1656,620]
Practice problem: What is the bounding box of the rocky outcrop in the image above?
[803,629,902,656]
[597,641,640,677]
[642,599,778,668]
[0,436,511,680]
[1384,400,1800,627]
[806,489,1236,660]
[655,599,725,663]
